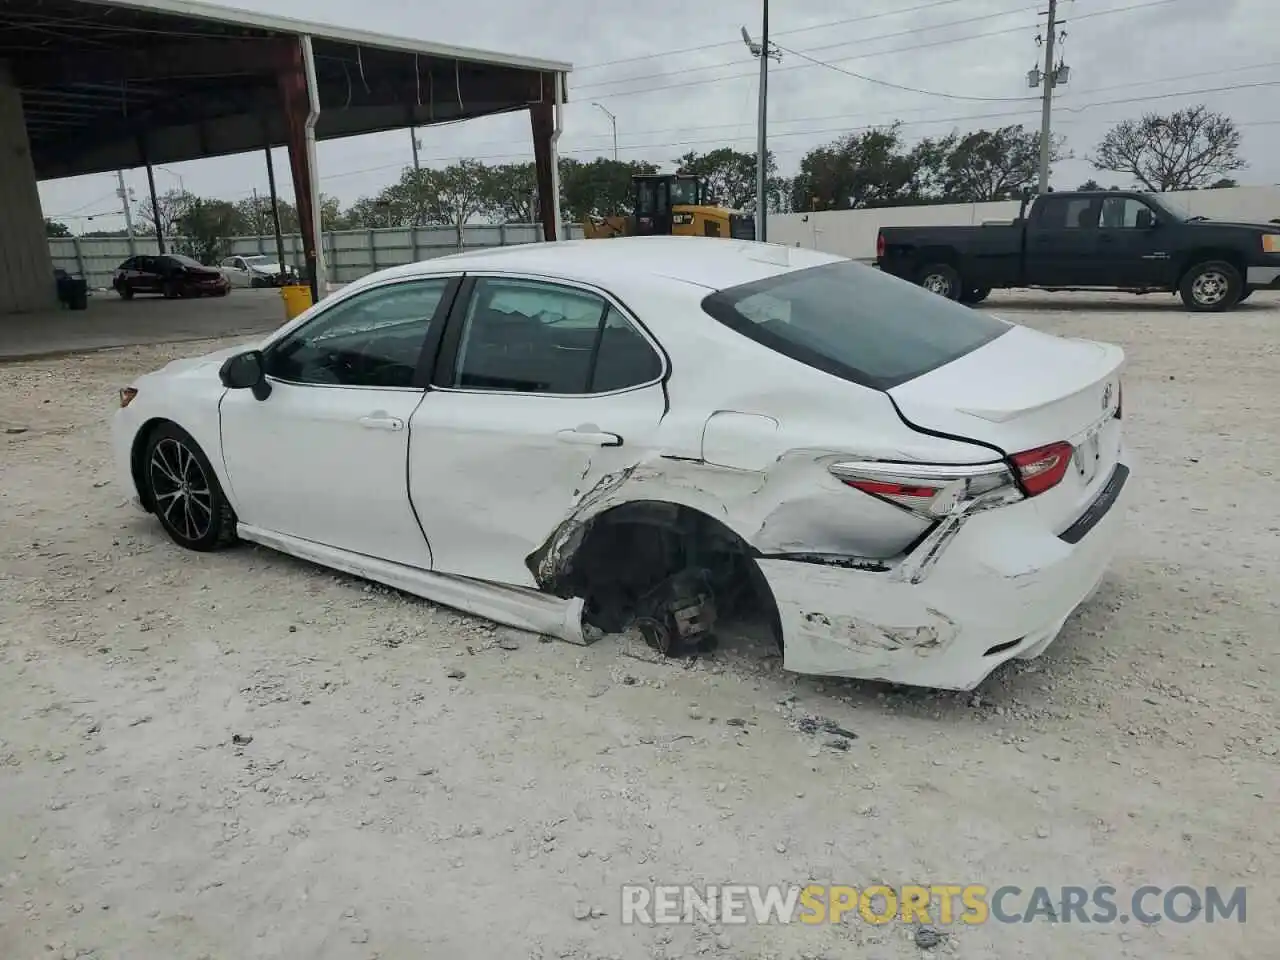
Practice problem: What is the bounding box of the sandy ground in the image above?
[1,290,1276,960]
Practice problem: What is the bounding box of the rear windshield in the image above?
[700,260,1009,390]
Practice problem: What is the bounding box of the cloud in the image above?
[38,0,1280,228]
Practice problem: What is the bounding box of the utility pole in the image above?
[742,4,780,242]
[756,0,768,241]
[115,170,135,238]
[592,103,618,162]
[410,128,421,171]
[1033,0,1069,194]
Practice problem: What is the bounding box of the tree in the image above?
[672,148,783,212]
[137,189,195,240]
[45,218,72,238]
[173,198,247,264]
[427,161,493,247]
[234,194,300,235]
[940,125,1064,201]
[559,157,658,221]
[1091,105,1246,192]
[906,133,959,202]
[481,162,539,223]
[1208,177,1238,189]
[790,125,921,211]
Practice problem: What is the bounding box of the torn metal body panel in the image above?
[239,524,588,644]
[757,453,1132,690]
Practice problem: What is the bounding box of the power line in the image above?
[574,23,1036,101]
[573,0,974,70]
[572,0,1189,98]
[302,80,1280,183]
[774,43,1038,103]
[574,15,1035,94]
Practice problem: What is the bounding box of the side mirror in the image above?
[218,350,271,401]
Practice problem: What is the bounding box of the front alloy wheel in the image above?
[143,424,236,551]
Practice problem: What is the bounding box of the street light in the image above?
[154,165,185,192]
[592,102,618,162]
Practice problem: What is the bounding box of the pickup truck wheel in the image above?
[960,286,991,305]
[916,263,961,300]
[1179,261,1242,312]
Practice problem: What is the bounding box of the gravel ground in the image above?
[1,290,1276,960]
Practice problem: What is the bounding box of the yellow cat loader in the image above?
[582,174,756,241]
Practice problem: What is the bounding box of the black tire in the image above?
[960,286,991,305]
[915,262,962,300]
[1178,260,1243,312]
[117,283,134,300]
[142,422,237,552]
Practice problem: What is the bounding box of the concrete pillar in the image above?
[0,61,57,314]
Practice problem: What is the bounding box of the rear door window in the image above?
[700,260,1009,391]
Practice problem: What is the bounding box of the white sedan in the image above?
[112,237,1131,690]
[219,254,293,287]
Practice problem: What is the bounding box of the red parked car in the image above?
[113,255,230,300]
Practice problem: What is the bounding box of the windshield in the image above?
[701,260,1010,391]
[670,178,702,206]
[243,255,272,264]
[167,255,203,267]
[1143,193,1188,221]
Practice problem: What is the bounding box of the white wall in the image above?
[0,62,56,314]
[769,186,1280,261]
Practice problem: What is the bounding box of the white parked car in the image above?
[112,237,1131,690]
[219,254,294,287]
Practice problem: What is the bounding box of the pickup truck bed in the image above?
[875,191,1280,311]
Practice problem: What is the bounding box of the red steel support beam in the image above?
[530,100,557,242]
[277,43,318,302]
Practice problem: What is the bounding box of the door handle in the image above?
[557,427,623,447]
[359,414,404,431]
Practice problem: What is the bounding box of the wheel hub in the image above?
[923,274,952,296]
[1192,271,1227,305]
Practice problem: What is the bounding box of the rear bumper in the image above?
[1245,265,1280,289]
[759,458,1133,691]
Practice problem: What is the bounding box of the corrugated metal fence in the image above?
[48,222,586,290]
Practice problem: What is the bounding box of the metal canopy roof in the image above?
[3,0,572,181]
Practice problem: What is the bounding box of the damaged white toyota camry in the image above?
[113,237,1130,690]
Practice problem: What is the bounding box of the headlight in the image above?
[119,387,138,408]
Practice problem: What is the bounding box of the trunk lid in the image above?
[888,323,1125,532]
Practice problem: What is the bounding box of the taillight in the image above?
[876,232,886,259]
[1011,441,1073,496]
[830,460,1019,518]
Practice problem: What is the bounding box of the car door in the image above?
[408,274,668,586]
[221,257,248,287]
[1091,195,1171,287]
[132,256,160,293]
[1023,196,1101,286]
[218,275,460,568]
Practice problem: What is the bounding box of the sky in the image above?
[36,0,1280,232]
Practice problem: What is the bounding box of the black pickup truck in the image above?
[874,191,1280,311]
